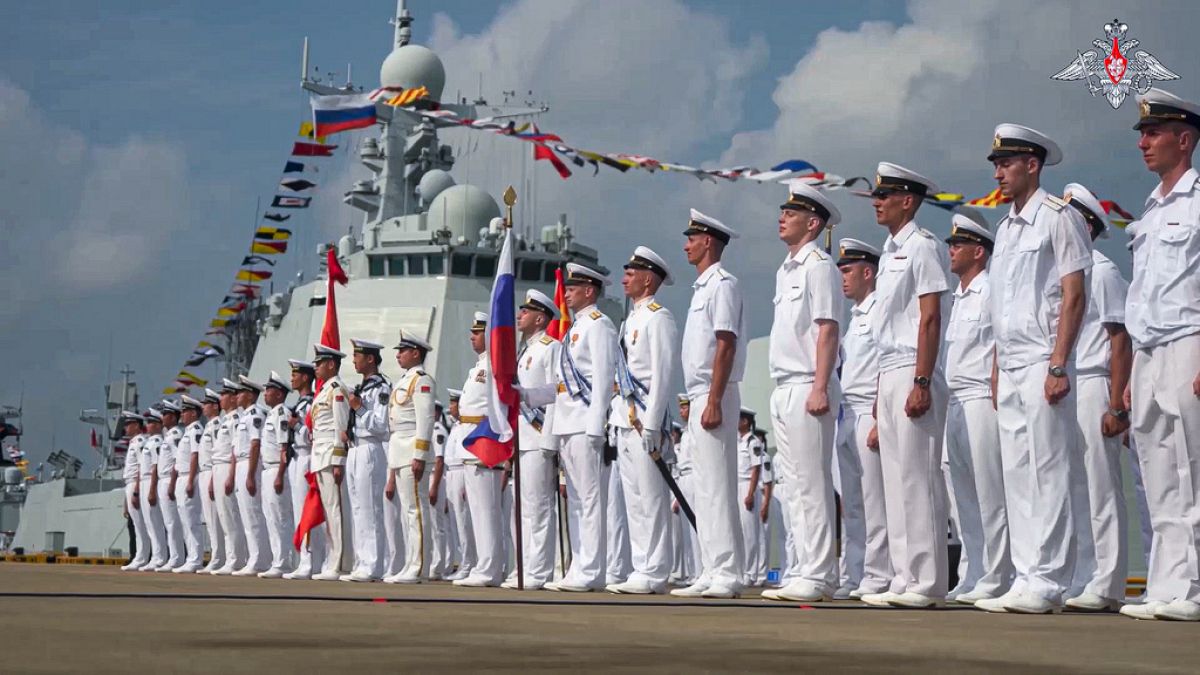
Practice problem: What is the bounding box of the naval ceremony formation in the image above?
[110,87,1200,623]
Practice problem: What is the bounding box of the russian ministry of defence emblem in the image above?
[1051,19,1179,109]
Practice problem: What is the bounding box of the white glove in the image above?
[641,428,660,455]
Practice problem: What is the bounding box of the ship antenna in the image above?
[391,0,413,48]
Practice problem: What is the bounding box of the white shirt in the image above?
[841,292,880,412]
[769,241,843,383]
[199,417,220,470]
[1077,250,1129,376]
[291,394,314,456]
[990,188,1093,370]
[611,297,677,432]
[176,421,203,476]
[157,425,181,477]
[123,434,144,484]
[945,271,995,401]
[351,374,391,445]
[234,404,266,461]
[212,410,237,464]
[736,431,764,481]
[682,262,747,399]
[460,352,491,420]
[872,221,953,373]
[140,434,161,478]
[260,403,288,465]
[518,331,561,452]
[551,304,618,438]
[444,420,466,468]
[1126,168,1200,349]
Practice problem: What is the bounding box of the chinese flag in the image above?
[293,471,326,551]
[546,267,571,340]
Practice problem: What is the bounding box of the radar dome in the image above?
[417,169,456,206]
[427,184,500,245]
[380,45,446,101]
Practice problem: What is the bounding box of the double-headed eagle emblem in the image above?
[1051,19,1179,109]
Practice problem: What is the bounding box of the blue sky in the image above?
[1,0,1196,467]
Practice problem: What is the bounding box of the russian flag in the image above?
[463,227,517,468]
[311,93,378,137]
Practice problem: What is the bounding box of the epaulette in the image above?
[803,249,829,263]
[539,335,554,345]
[589,310,602,320]
[647,302,663,312]
[415,369,426,377]
[329,381,340,389]
[1043,194,1067,211]
[716,267,732,279]
[916,228,934,239]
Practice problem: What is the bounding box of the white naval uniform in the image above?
[513,331,562,587]
[837,292,891,593]
[459,352,505,585]
[156,425,185,568]
[551,305,619,589]
[428,419,452,578]
[991,189,1093,603]
[681,262,748,590]
[768,241,844,594]
[287,394,324,577]
[944,271,1013,598]
[1126,169,1200,605]
[123,435,150,567]
[259,403,295,573]
[610,298,678,590]
[736,431,764,586]
[311,376,352,576]
[384,366,437,580]
[605,441,632,584]
[198,416,225,570]
[234,404,270,572]
[211,411,246,571]
[348,373,390,579]
[140,433,167,567]
[872,220,953,598]
[443,420,475,578]
[673,428,702,583]
[757,453,775,585]
[173,420,206,569]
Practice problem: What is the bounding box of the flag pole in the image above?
[503,184,525,591]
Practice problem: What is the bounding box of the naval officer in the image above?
[155,400,185,571]
[283,359,323,580]
[172,395,206,573]
[232,375,270,576]
[977,125,1093,615]
[120,412,150,571]
[761,182,844,603]
[345,338,391,582]
[427,400,452,579]
[139,408,168,571]
[862,162,952,609]
[736,409,764,588]
[442,388,476,581]
[257,371,296,578]
[1121,89,1200,622]
[197,388,225,574]
[210,380,246,575]
[608,247,678,595]
[671,209,748,600]
[310,344,353,581]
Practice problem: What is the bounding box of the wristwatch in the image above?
[1048,365,1067,378]
[1108,408,1130,421]
[913,375,931,389]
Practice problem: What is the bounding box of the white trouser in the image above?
[316,466,352,575]
[560,433,608,587]
[1126,439,1153,571]
[397,464,432,578]
[945,395,1014,597]
[770,380,839,592]
[996,359,1077,602]
[212,463,246,569]
[288,455,324,575]
[428,472,451,577]
[173,472,205,568]
[463,464,505,583]
[605,458,631,583]
[1131,334,1200,604]
[766,482,793,582]
[833,408,865,590]
[502,478,514,577]
[125,483,151,565]
[445,466,476,575]
[156,475,184,566]
[1071,375,1128,601]
[142,475,167,565]
[199,468,224,568]
[737,478,761,586]
[845,407,892,593]
[676,470,702,582]
[235,461,270,571]
[877,366,948,598]
[688,389,745,589]
[513,449,557,585]
[260,462,295,572]
[347,441,386,578]
[615,427,672,587]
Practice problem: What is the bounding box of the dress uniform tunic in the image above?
[310,375,352,577]
[443,419,476,579]
[284,393,324,579]
[458,352,505,585]
[140,432,168,569]
[157,424,185,569]
[233,404,270,573]
[123,434,151,569]
[347,373,391,579]
[511,331,562,588]
[384,366,437,581]
[259,403,296,574]
[211,410,247,573]
[173,420,206,570]
[198,415,226,572]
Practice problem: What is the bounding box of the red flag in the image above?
[1099,199,1134,220]
[293,471,327,551]
[546,267,571,341]
[534,142,572,179]
[292,142,338,157]
[308,248,349,431]
[90,429,98,448]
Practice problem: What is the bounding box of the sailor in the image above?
[672,396,701,585]
[452,313,506,587]
[1121,89,1200,622]
[863,162,952,609]
[606,247,678,595]
[442,388,476,581]
[309,344,353,581]
[666,421,687,584]
[834,238,891,598]
[977,126,1093,615]
[502,290,562,591]
[755,429,774,588]
[345,338,391,582]
[427,400,452,580]
[542,265,619,593]
[941,209,1014,605]
[257,371,296,578]
[232,375,271,576]
[210,380,246,575]
[283,359,324,580]
[671,209,748,599]
[171,395,206,573]
[604,428,633,588]
[155,400,186,571]
[761,182,844,603]
[120,412,150,571]
[139,408,168,571]
[735,409,764,588]
[383,331,437,584]
[197,388,226,574]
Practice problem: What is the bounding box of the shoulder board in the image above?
[716,268,732,279]
[916,228,934,239]
[1043,194,1067,211]
[803,249,828,263]
[647,302,663,312]
[329,381,340,389]
[539,335,554,345]
[589,310,602,320]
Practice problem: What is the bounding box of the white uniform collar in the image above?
[475,351,488,366]
[693,262,725,288]
[852,291,877,315]
[886,221,919,249]
[785,240,822,267]
[575,303,598,317]
[955,270,987,297]
[1147,167,1199,206]
[633,296,656,310]
[1009,187,1048,225]
[525,329,547,345]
